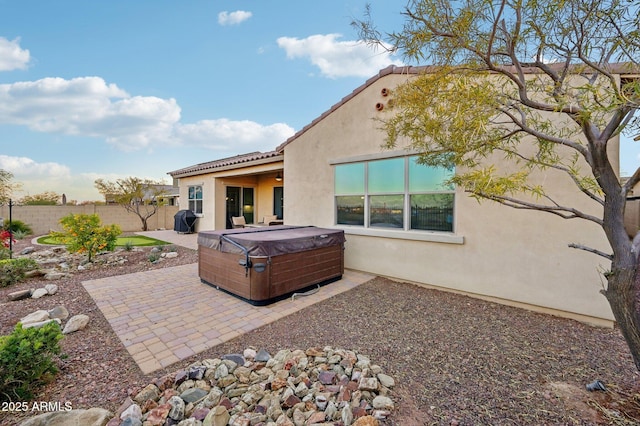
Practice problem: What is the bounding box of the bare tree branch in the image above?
[568,242,613,260]
[473,191,604,226]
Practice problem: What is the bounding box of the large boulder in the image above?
[20,408,113,426]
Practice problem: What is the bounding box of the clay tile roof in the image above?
[168,150,282,178]
[275,62,639,152]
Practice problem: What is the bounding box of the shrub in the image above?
[10,229,29,240]
[51,214,121,261]
[0,258,38,287]
[0,322,63,402]
[148,252,161,263]
[2,219,33,236]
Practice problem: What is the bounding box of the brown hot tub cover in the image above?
[197,226,345,305]
[197,225,345,257]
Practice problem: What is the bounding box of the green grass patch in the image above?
[37,235,170,247]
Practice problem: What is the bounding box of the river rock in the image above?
[377,373,395,388]
[31,288,49,299]
[62,314,90,334]
[145,403,170,425]
[255,348,271,362]
[120,417,142,426]
[372,395,394,410]
[44,271,67,280]
[20,408,113,426]
[48,305,69,320]
[44,283,58,295]
[8,289,31,301]
[20,309,50,325]
[353,416,379,426]
[203,405,230,426]
[180,387,207,404]
[22,318,61,329]
[100,347,394,425]
[342,405,354,425]
[168,395,185,421]
[120,403,142,421]
[133,384,160,405]
[20,246,35,255]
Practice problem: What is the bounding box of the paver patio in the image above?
[83,262,373,374]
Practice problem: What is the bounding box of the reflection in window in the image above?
[410,194,454,231]
[409,157,454,191]
[335,163,365,194]
[336,195,365,225]
[369,158,404,193]
[370,195,404,228]
[334,155,455,232]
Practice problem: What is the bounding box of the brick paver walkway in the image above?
[83,263,373,374]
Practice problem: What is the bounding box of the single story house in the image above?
[168,151,284,230]
[169,65,631,326]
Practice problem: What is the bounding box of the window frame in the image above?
[188,185,203,215]
[334,154,456,233]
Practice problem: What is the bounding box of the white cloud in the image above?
[218,10,252,26]
[0,76,181,151]
[0,155,70,178]
[0,37,30,71]
[0,76,295,155]
[175,119,295,151]
[277,34,403,79]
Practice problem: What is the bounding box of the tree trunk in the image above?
[603,254,640,371]
[141,218,148,232]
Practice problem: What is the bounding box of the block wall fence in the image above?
[2,202,638,239]
[0,205,180,236]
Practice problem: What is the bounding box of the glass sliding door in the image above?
[226,186,241,229]
[273,186,283,220]
[226,186,255,228]
[242,187,254,224]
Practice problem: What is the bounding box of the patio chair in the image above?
[262,215,279,226]
[231,216,246,228]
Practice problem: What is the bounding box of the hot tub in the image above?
[197,226,345,305]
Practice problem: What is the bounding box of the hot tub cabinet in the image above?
[198,226,345,305]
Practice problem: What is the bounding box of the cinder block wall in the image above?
[0,205,180,236]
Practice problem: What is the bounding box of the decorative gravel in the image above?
[1,238,639,425]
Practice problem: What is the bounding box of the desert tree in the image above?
[355,0,640,368]
[19,191,61,206]
[0,170,20,205]
[95,177,168,231]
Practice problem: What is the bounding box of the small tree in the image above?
[355,0,640,369]
[0,170,20,205]
[95,177,168,231]
[19,191,61,205]
[52,214,120,261]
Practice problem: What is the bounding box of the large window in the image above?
[188,185,203,214]
[335,156,455,232]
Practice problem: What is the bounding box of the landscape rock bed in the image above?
[108,347,394,426]
[2,236,640,425]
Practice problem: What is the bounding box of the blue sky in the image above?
[0,1,637,202]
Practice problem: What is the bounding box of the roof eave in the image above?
[168,154,284,179]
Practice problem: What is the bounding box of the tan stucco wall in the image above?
[0,205,179,235]
[625,181,640,238]
[174,161,283,232]
[283,73,615,324]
